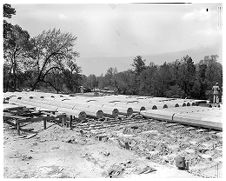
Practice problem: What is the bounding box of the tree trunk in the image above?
[31,79,40,91]
[44,80,60,93]
[12,64,17,91]
[13,73,17,90]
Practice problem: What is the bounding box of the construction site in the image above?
[3,91,223,178]
[2,3,224,178]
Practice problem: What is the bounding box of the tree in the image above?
[45,69,64,93]
[205,60,222,87]
[131,56,146,94]
[200,55,218,65]
[157,62,174,96]
[92,54,222,99]
[115,70,137,95]
[198,55,222,85]
[3,24,32,90]
[138,62,158,96]
[3,4,16,18]
[178,55,196,97]
[199,55,222,101]
[3,4,16,39]
[189,63,208,99]
[165,85,185,98]
[27,29,79,91]
[62,60,82,92]
[97,67,118,90]
[105,67,118,88]
[84,74,98,90]
[169,60,181,86]
[132,56,146,75]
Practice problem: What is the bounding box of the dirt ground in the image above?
[3,121,199,178]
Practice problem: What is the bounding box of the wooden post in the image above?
[70,115,73,130]
[62,115,65,127]
[16,121,20,135]
[44,117,47,129]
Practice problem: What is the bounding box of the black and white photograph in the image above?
[2,0,224,179]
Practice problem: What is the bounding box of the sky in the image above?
[8,3,222,75]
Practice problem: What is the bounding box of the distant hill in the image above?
[143,46,222,65]
[78,45,222,76]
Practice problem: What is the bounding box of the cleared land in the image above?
[3,92,222,178]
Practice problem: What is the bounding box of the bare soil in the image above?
[4,121,199,178]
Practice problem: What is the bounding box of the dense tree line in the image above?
[82,55,222,101]
[3,4,223,101]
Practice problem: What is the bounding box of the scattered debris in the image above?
[137,165,156,174]
[96,135,109,142]
[21,155,32,161]
[118,139,131,150]
[101,151,110,157]
[26,133,37,139]
[66,137,78,144]
[3,92,223,178]
[106,164,125,178]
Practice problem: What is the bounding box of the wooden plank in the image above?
[185,127,196,131]
[3,104,25,111]
[3,112,29,120]
[16,121,20,135]
[18,112,42,117]
[39,110,58,114]
[164,123,178,127]
[4,120,16,127]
